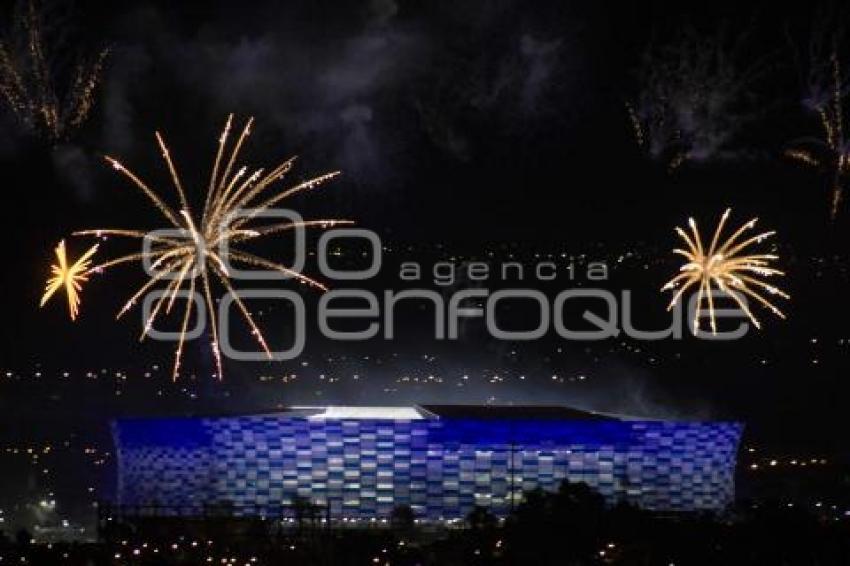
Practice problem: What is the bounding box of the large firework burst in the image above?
[661,209,789,333]
[39,239,98,321]
[76,114,350,379]
[0,0,108,142]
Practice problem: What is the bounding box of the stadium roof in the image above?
[293,406,428,420]
[114,405,630,422]
[286,405,614,421]
[420,405,614,420]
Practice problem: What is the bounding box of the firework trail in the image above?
[75,115,350,380]
[0,0,108,142]
[662,209,789,333]
[786,18,850,220]
[627,26,765,172]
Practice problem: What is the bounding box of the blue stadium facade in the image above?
[112,406,743,520]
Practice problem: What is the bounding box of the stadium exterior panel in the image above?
[112,406,743,521]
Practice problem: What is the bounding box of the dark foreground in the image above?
[3,482,850,565]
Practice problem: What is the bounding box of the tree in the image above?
[292,496,320,534]
[15,528,31,546]
[390,504,415,537]
[466,505,497,533]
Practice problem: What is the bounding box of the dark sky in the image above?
[2,0,837,238]
[1,0,849,452]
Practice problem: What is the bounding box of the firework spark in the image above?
[661,209,789,333]
[628,27,765,172]
[40,239,98,321]
[76,114,350,380]
[0,0,108,142]
[786,51,849,219]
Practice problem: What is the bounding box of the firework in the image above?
[75,115,350,380]
[0,0,108,142]
[628,27,764,172]
[40,239,98,321]
[662,209,789,333]
[786,50,849,219]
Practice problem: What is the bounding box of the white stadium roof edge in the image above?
[288,405,619,421]
[293,406,431,420]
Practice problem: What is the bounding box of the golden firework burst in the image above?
[76,114,351,380]
[662,209,789,333]
[40,239,99,321]
[0,0,108,142]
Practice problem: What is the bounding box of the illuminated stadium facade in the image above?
[112,406,743,521]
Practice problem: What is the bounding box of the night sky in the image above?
[1,0,850,531]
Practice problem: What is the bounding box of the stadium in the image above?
[111,406,743,521]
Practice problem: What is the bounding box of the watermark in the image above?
[141,208,753,361]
